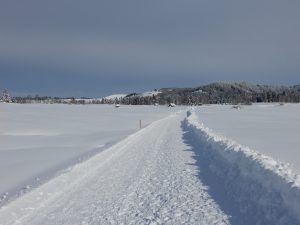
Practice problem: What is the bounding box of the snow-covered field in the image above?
[185,105,300,224]
[0,103,179,204]
[0,103,299,225]
[192,103,300,173]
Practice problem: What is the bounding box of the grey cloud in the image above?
[0,0,299,96]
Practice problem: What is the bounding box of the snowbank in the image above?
[184,110,300,225]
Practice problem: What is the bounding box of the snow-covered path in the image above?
[1,110,300,225]
[0,112,229,225]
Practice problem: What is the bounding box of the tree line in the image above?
[2,82,300,105]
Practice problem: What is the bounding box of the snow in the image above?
[140,90,161,97]
[192,103,300,173]
[192,89,206,94]
[0,103,299,224]
[0,103,178,205]
[185,110,300,224]
[0,112,229,225]
[103,94,127,100]
[101,90,160,99]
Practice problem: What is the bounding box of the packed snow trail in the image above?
[1,111,299,225]
[0,112,229,225]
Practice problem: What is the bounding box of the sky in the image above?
[0,0,299,97]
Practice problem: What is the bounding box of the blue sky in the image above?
[0,0,299,97]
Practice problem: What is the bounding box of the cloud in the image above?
[0,0,299,95]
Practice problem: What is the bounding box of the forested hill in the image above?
[154,82,300,105]
[5,82,300,105]
[118,82,300,105]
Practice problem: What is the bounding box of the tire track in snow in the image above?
[0,113,229,225]
[114,114,229,225]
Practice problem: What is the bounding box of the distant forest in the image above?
[2,82,300,105]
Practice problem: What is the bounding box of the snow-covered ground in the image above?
[0,103,299,225]
[103,94,127,100]
[192,103,300,173]
[0,103,179,204]
[0,112,231,225]
[140,90,161,97]
[185,108,300,224]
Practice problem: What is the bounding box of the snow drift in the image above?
[184,110,300,225]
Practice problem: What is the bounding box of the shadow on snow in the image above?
[180,121,299,225]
